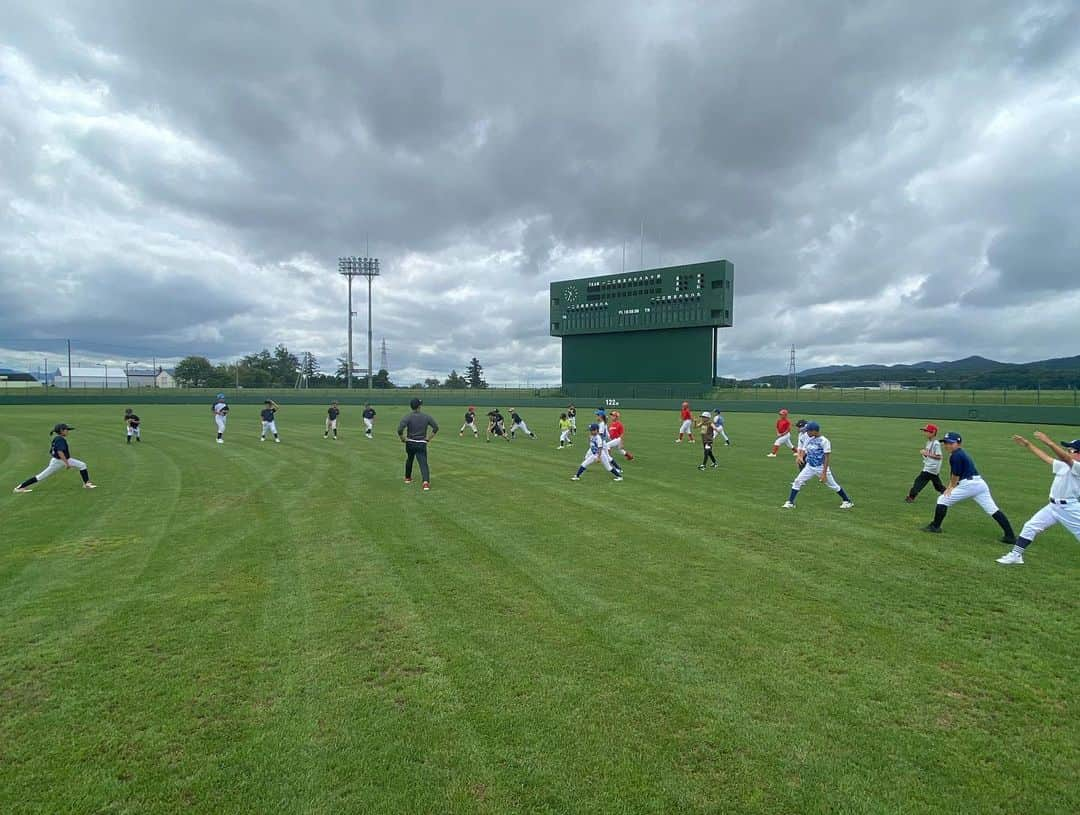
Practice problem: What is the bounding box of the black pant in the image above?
[702,445,717,466]
[405,441,430,481]
[909,471,945,498]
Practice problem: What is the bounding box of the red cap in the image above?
[921,424,938,434]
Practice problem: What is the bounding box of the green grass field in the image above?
[2,404,1077,814]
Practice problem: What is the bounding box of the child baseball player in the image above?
[571,423,623,482]
[604,410,633,460]
[13,423,97,492]
[997,433,1080,565]
[486,408,510,442]
[594,409,608,442]
[768,409,793,456]
[459,406,479,438]
[124,408,142,443]
[324,401,340,439]
[508,409,537,440]
[362,404,376,438]
[782,421,853,509]
[557,413,573,448]
[794,419,809,470]
[905,424,945,502]
[675,401,694,443]
[712,409,731,446]
[698,411,718,470]
[212,393,229,444]
[567,404,577,435]
[922,432,1016,542]
[260,400,281,442]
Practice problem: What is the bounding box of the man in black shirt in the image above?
[124,408,141,443]
[14,423,97,492]
[397,398,438,490]
[324,401,340,440]
[486,409,510,443]
[260,400,280,443]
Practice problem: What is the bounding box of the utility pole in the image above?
[788,345,797,391]
[66,339,71,390]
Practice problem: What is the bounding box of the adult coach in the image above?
[397,398,439,491]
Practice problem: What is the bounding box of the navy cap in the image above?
[52,423,74,433]
[410,397,422,410]
[942,432,962,444]
[805,421,820,431]
[588,422,600,431]
[1060,439,1080,452]
[795,419,807,428]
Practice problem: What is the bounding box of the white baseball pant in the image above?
[34,457,87,481]
[364,418,374,433]
[559,428,572,445]
[791,464,842,492]
[215,415,227,433]
[580,449,617,472]
[261,421,278,437]
[325,418,337,432]
[1019,501,1080,543]
[679,419,693,434]
[512,421,532,435]
[775,433,793,449]
[126,425,140,438]
[460,422,477,434]
[936,476,999,514]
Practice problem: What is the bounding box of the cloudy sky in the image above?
[1,0,1078,382]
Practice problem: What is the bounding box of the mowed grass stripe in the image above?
[1,404,1077,814]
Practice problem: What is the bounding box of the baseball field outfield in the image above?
[2,404,1077,814]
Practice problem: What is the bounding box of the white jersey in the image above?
[921,439,943,475]
[802,435,831,469]
[797,430,810,451]
[1049,459,1080,500]
[596,419,608,440]
[213,401,228,415]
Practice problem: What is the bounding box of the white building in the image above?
[54,367,130,389]
[126,368,176,388]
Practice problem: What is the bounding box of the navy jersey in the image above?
[50,435,70,459]
[511,412,523,424]
[126,414,141,427]
[327,407,340,420]
[362,408,376,420]
[260,407,276,422]
[464,410,475,424]
[567,407,576,418]
[949,448,979,480]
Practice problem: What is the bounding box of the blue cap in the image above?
[805,421,820,431]
[216,393,225,399]
[942,432,962,443]
[595,408,606,415]
[588,422,600,431]
[1061,439,1080,452]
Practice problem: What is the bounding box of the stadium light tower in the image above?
[338,255,380,389]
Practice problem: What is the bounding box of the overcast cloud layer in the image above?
[1,0,1078,382]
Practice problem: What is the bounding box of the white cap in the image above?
[701,411,712,418]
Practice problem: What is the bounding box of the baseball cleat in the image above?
[613,476,623,481]
[260,437,266,442]
[781,501,795,509]
[698,464,706,471]
[216,439,224,444]
[571,476,580,481]
[921,525,942,534]
[996,551,1024,565]
[904,496,915,503]
[404,478,412,484]
[83,482,97,489]
[275,438,281,443]
[840,501,854,509]
[422,482,430,491]
[766,453,777,457]
[13,486,32,493]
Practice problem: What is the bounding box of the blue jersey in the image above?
[589,435,604,455]
[50,435,70,459]
[949,448,979,480]
[803,435,831,468]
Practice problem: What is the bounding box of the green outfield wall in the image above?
[2,392,1078,426]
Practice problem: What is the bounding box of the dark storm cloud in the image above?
[1,0,1078,380]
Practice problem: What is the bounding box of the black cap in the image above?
[52,423,74,433]
[410,397,422,410]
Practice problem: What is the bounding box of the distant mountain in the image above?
[744,355,1080,389]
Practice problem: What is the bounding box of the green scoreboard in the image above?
[550,259,734,396]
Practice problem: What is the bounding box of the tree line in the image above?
[173,347,489,390]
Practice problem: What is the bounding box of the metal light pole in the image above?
[338,255,380,389]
